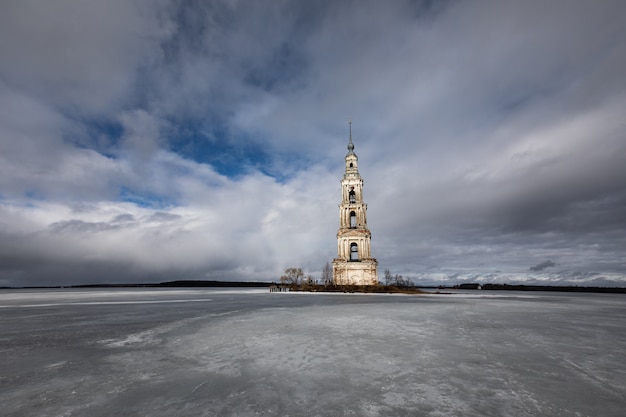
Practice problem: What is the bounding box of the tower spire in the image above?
[347,120,355,155]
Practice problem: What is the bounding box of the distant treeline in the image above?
[4,281,625,293]
[30,280,273,289]
[457,283,626,294]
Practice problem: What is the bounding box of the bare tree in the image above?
[321,261,333,285]
[394,274,404,287]
[392,274,414,288]
[384,269,392,286]
[280,267,304,285]
[384,269,412,287]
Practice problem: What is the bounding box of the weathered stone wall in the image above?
[332,259,379,285]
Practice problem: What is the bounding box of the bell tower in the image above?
[332,122,379,285]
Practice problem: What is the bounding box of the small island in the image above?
[273,283,425,295]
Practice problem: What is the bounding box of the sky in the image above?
[1,0,625,287]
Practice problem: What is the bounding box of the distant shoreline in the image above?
[0,280,271,290]
[1,280,625,294]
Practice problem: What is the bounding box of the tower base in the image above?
[332,258,379,286]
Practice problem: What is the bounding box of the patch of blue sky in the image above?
[254,149,320,184]
[168,122,274,179]
[119,187,176,209]
[258,167,291,184]
[24,190,44,200]
[17,191,44,208]
[65,117,124,159]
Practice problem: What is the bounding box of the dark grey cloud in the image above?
[0,0,172,114]
[530,260,557,272]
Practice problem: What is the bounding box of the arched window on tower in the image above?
[350,243,359,261]
[349,190,356,203]
[350,211,357,228]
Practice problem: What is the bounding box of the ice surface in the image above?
[1,289,625,416]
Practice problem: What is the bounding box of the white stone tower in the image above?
[332,123,379,285]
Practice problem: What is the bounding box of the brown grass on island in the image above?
[272,283,426,294]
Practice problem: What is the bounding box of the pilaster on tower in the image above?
[332,122,378,286]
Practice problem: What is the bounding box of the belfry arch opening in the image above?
[350,211,357,228]
[349,190,356,203]
[350,243,359,261]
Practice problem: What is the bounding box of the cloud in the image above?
[0,0,173,114]
[1,0,625,287]
[0,154,338,286]
[530,260,557,272]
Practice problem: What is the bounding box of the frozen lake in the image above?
[1,288,625,416]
